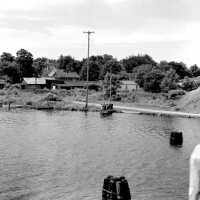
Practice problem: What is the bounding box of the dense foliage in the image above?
[103,73,121,99]
[0,49,200,93]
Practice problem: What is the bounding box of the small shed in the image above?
[120,80,137,91]
[22,78,47,89]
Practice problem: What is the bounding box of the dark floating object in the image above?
[100,103,114,117]
[170,131,183,146]
[102,176,131,200]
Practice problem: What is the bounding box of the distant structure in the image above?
[120,80,137,92]
[22,77,47,89]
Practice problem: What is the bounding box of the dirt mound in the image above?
[178,87,200,113]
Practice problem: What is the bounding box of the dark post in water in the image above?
[170,131,183,146]
[102,176,131,200]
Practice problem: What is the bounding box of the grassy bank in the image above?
[0,88,100,112]
[0,87,182,113]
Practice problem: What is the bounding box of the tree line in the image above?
[0,49,199,93]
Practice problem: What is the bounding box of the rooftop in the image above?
[23,77,46,85]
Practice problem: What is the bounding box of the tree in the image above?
[122,54,157,73]
[135,64,154,87]
[0,52,15,63]
[57,54,65,69]
[160,69,179,92]
[103,73,121,99]
[143,68,164,93]
[168,61,191,79]
[80,60,100,81]
[72,60,82,74]
[16,49,34,77]
[58,55,73,71]
[3,62,21,83]
[33,57,48,76]
[103,59,121,75]
[159,61,173,72]
[182,76,196,91]
[190,64,200,77]
[57,55,82,73]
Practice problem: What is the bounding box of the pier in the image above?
[74,101,200,118]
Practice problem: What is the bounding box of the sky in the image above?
[0,0,200,66]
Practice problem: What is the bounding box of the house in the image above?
[44,77,63,89]
[48,69,80,81]
[22,77,47,89]
[120,80,138,92]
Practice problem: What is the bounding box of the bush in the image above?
[43,93,62,101]
[135,64,154,87]
[181,77,196,91]
[160,69,179,92]
[143,69,164,93]
[112,94,122,101]
[34,88,50,94]
[26,101,33,105]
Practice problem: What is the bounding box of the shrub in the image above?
[181,76,196,91]
[112,94,122,101]
[143,69,164,93]
[135,64,154,87]
[160,69,179,92]
[43,93,62,101]
[26,101,33,105]
[34,88,50,94]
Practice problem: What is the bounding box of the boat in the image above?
[100,71,115,116]
[100,103,114,116]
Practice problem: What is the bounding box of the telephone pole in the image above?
[83,31,95,111]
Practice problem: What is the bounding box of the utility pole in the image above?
[83,31,95,111]
[109,66,112,103]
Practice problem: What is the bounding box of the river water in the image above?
[0,110,199,200]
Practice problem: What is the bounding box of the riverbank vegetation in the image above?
[0,49,199,88]
[1,49,200,113]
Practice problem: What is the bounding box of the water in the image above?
[0,110,199,200]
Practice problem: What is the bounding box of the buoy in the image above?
[170,131,183,146]
[102,176,131,200]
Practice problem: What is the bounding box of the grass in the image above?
[0,87,181,112]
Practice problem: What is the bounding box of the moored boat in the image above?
[100,103,114,116]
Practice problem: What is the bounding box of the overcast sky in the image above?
[0,0,199,66]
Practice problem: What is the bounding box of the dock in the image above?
[73,101,200,118]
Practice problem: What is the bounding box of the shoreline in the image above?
[73,101,200,118]
[2,100,200,118]
[0,88,199,118]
